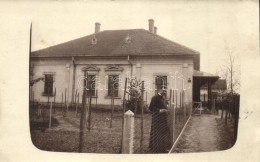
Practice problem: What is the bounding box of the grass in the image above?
[30,106,188,154]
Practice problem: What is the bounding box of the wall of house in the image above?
[131,56,194,107]
[31,55,194,109]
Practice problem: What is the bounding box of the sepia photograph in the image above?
[0,0,259,161]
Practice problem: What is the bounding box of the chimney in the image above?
[95,22,101,33]
[148,19,154,33]
[154,26,157,34]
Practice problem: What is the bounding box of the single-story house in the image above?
[30,19,219,109]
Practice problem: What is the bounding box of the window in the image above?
[87,75,96,97]
[108,75,119,97]
[44,74,54,95]
[155,76,167,95]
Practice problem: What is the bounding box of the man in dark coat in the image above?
[149,89,171,153]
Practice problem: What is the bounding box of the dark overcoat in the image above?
[149,94,171,153]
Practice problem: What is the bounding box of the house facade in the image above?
[30,19,216,109]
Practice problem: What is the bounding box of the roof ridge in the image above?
[103,28,145,31]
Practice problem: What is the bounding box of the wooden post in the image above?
[180,91,182,123]
[49,102,52,129]
[32,91,34,108]
[169,89,172,111]
[175,90,177,124]
[76,92,79,116]
[53,88,56,114]
[88,79,92,131]
[122,78,127,115]
[61,92,63,110]
[47,88,50,107]
[85,72,89,123]
[180,91,182,109]
[110,85,115,128]
[95,89,98,110]
[183,91,186,121]
[221,104,224,119]
[79,71,87,152]
[183,104,186,122]
[212,99,216,115]
[140,81,144,153]
[65,88,67,112]
[145,91,147,106]
[75,89,78,108]
[75,93,78,116]
[78,93,79,111]
[169,89,173,144]
[122,110,134,154]
[170,89,176,145]
[176,90,178,109]
[120,78,128,152]
[225,102,229,125]
[74,91,78,110]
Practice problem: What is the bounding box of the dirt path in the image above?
[172,113,235,153]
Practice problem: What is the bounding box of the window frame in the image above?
[155,75,168,96]
[107,75,119,97]
[43,73,55,96]
[86,75,97,97]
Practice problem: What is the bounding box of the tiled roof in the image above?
[31,29,199,57]
[193,70,219,78]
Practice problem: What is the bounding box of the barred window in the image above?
[155,76,167,95]
[108,75,119,97]
[87,75,96,96]
[44,74,53,95]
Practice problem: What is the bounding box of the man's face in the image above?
[161,90,166,95]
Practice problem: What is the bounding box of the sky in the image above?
[30,0,258,74]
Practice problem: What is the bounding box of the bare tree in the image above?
[218,49,240,95]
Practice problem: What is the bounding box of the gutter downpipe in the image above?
[127,55,133,77]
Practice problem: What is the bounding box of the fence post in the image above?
[49,102,53,129]
[96,89,98,110]
[121,78,128,151]
[53,88,56,114]
[221,104,224,119]
[110,86,115,128]
[32,91,34,108]
[74,89,78,109]
[140,81,144,153]
[122,110,134,154]
[88,77,92,131]
[75,92,78,116]
[65,88,67,112]
[47,88,50,107]
[169,90,176,145]
[225,102,229,125]
[212,99,215,115]
[61,92,63,110]
[79,71,87,152]
[183,91,186,121]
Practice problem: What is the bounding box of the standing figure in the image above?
[149,89,171,153]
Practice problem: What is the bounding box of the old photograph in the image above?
[1,1,259,161]
[28,1,247,154]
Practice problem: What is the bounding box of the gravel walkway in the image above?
[172,113,236,153]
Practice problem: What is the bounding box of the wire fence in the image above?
[29,77,192,154]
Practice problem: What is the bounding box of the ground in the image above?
[172,112,236,153]
[30,106,236,154]
[30,106,187,154]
